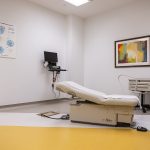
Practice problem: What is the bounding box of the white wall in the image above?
[0,0,68,105]
[84,0,150,102]
[3,0,149,106]
[66,15,84,85]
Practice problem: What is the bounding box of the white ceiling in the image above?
[27,0,137,18]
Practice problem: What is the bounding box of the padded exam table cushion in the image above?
[56,81,139,106]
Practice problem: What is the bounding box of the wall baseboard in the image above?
[0,98,71,109]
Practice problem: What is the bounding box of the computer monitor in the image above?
[44,51,58,63]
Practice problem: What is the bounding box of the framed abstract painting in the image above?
[115,35,150,68]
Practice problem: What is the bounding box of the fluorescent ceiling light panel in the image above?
[64,0,90,6]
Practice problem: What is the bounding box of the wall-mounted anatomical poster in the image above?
[0,22,16,59]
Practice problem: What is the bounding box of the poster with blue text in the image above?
[0,22,16,58]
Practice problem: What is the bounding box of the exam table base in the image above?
[70,103,134,126]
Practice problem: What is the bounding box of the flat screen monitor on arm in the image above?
[44,51,58,66]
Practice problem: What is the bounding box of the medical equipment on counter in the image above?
[129,78,150,113]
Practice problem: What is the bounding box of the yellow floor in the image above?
[0,126,149,150]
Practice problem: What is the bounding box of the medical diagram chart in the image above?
[0,22,16,58]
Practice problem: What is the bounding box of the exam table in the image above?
[56,81,139,126]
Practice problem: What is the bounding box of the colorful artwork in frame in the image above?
[115,36,150,67]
